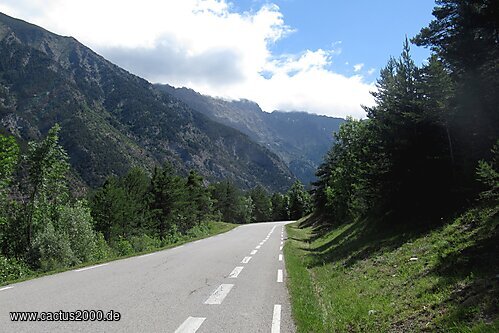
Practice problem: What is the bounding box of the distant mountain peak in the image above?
[158,84,345,185]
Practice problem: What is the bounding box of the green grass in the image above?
[1,221,237,287]
[285,206,498,332]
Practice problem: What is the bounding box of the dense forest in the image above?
[0,126,311,282]
[313,0,498,225]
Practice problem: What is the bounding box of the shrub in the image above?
[58,201,98,264]
[92,232,113,260]
[31,223,76,271]
[186,223,209,238]
[130,234,161,252]
[0,256,32,284]
[112,237,134,256]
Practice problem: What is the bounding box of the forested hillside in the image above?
[156,84,344,185]
[0,12,293,192]
[0,123,312,283]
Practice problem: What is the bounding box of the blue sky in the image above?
[234,0,435,77]
[0,0,437,118]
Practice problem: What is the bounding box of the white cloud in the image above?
[367,68,377,75]
[0,0,374,118]
[353,63,364,72]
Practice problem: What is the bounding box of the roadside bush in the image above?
[162,224,182,245]
[186,223,209,238]
[92,232,113,260]
[59,201,98,264]
[31,223,76,271]
[0,256,32,284]
[130,234,161,252]
[112,237,134,256]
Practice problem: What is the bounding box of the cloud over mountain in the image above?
[0,0,375,118]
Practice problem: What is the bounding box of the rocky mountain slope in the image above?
[0,13,294,191]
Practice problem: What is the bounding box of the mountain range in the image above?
[157,85,344,184]
[0,12,343,192]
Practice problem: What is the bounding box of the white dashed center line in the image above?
[255,245,261,249]
[228,266,244,278]
[175,316,206,333]
[271,304,281,333]
[241,256,252,264]
[250,250,258,255]
[204,284,234,304]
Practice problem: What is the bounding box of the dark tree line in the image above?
[313,0,498,225]
[0,127,311,281]
[209,180,311,224]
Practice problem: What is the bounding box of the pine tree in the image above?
[288,181,311,220]
[148,164,182,239]
[249,185,272,222]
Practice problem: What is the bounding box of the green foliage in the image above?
[314,27,497,225]
[148,164,184,237]
[0,255,32,284]
[0,123,242,283]
[288,180,311,220]
[129,234,161,253]
[413,0,499,196]
[236,195,254,224]
[249,185,272,222]
[30,222,75,271]
[0,135,19,249]
[210,181,244,223]
[271,192,290,221]
[24,124,70,247]
[111,237,134,257]
[0,134,19,191]
[90,167,150,241]
[314,118,376,223]
[476,140,499,202]
[58,201,98,264]
[92,232,113,261]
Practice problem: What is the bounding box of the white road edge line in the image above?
[279,254,283,261]
[241,256,252,264]
[0,286,13,292]
[228,266,244,278]
[139,253,156,258]
[280,241,283,245]
[174,316,206,333]
[250,250,258,255]
[74,263,108,272]
[272,304,281,333]
[279,246,283,251]
[277,269,283,283]
[204,284,234,304]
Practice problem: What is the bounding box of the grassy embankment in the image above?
[284,206,498,332]
[1,221,237,287]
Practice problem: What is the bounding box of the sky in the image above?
[0,0,436,118]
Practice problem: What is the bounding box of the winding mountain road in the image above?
[0,222,295,332]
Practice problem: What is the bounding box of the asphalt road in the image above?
[0,221,295,332]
